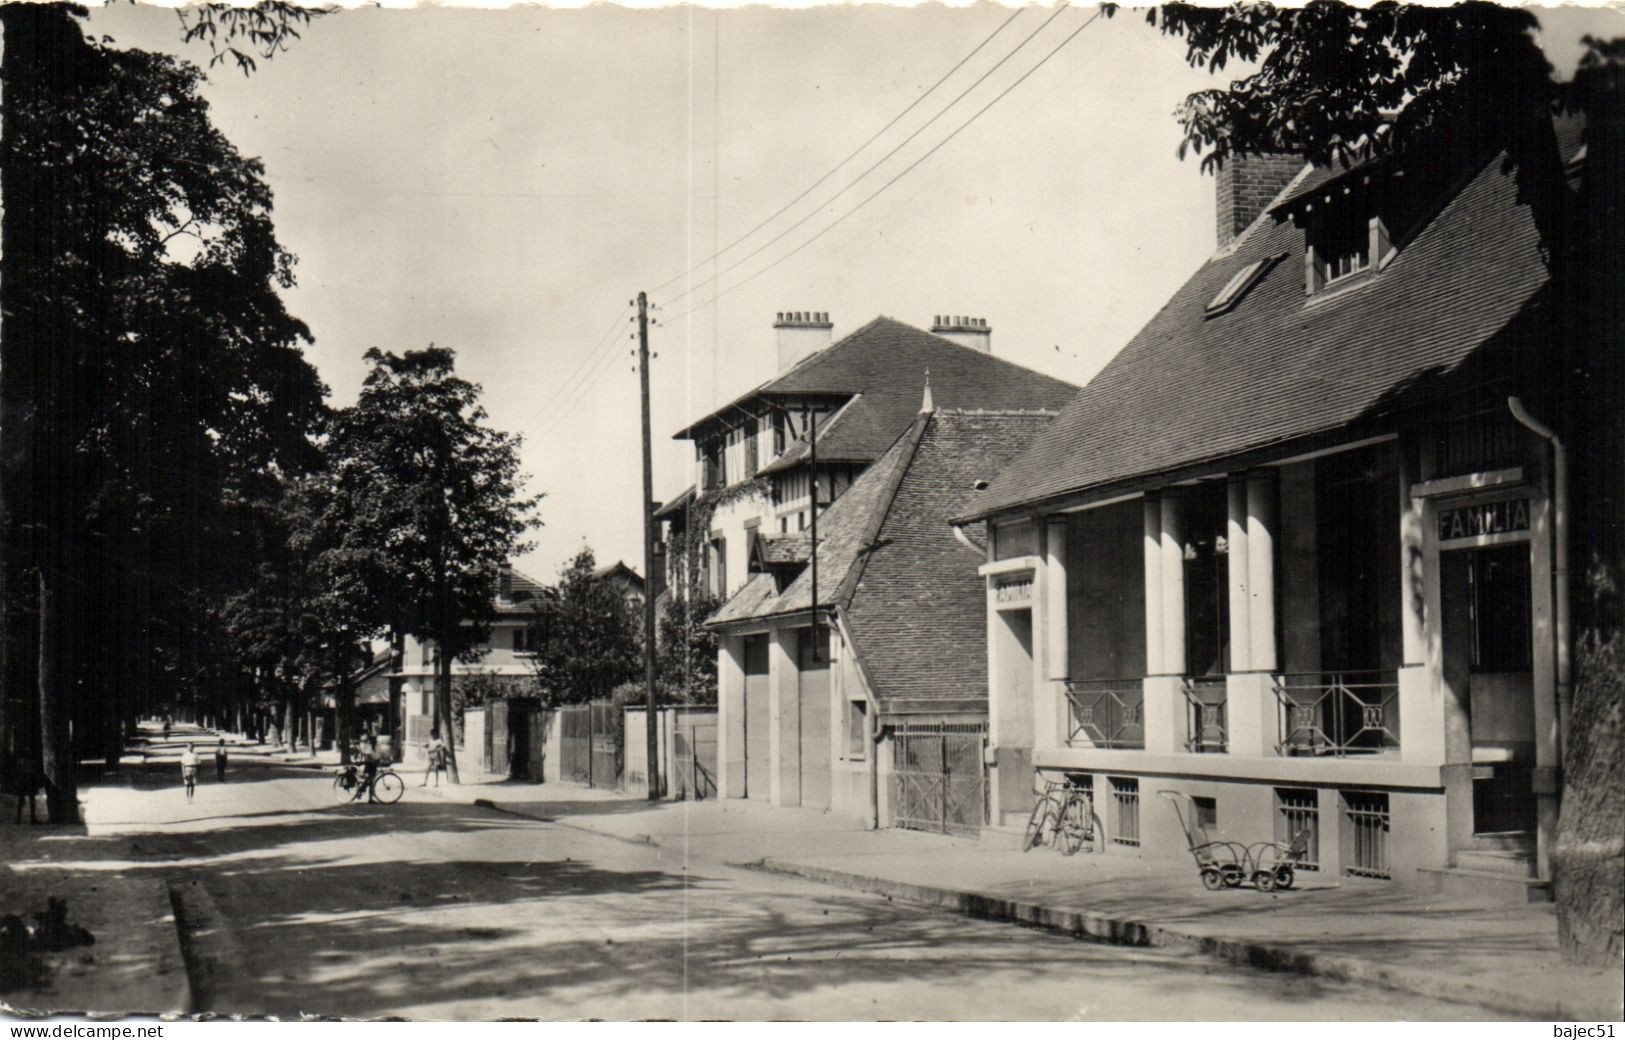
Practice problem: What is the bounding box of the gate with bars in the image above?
[589,700,622,789]
[890,722,987,837]
[559,705,591,784]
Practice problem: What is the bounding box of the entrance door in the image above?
[743,635,770,800]
[797,628,831,811]
[509,701,531,780]
[1442,543,1536,834]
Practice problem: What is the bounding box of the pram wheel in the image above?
[1200,868,1225,891]
[1254,870,1277,892]
[1274,867,1294,891]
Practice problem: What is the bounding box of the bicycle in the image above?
[333,763,405,805]
[1023,770,1097,856]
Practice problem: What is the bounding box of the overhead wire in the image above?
[657,2,1075,310]
[666,7,1105,324]
[515,302,631,437]
[648,5,1025,299]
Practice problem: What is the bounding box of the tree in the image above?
[1129,1,1623,965]
[0,5,325,820]
[329,347,536,783]
[657,588,719,706]
[528,548,642,706]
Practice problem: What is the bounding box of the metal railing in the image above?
[1109,777,1141,846]
[1273,670,1400,756]
[1063,678,1145,750]
[1182,676,1228,753]
[1343,791,1391,879]
[1275,788,1320,871]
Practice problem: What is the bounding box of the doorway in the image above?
[1441,542,1536,835]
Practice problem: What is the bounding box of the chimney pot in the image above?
[775,309,834,370]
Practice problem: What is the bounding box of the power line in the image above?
[527,313,648,443]
[649,6,1025,299]
[658,3,1073,310]
[667,8,1105,324]
[515,303,631,437]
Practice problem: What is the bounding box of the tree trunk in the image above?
[283,685,297,752]
[37,568,76,823]
[435,636,460,784]
[1554,630,1624,965]
[335,647,356,765]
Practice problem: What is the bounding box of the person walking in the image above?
[359,736,381,803]
[180,744,199,802]
[162,715,172,742]
[420,731,447,787]
[214,739,229,783]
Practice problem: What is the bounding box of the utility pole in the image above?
[637,291,661,800]
[808,407,819,659]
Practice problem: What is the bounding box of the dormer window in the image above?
[1316,206,1371,285]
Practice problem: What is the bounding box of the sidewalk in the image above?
[424,778,1623,1021]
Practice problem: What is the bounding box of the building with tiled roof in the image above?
[656,313,1077,609]
[959,117,1596,896]
[706,399,1055,832]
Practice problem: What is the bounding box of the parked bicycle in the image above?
[333,763,405,804]
[1023,770,1098,856]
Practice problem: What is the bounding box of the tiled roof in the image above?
[672,318,1078,467]
[965,139,1568,521]
[844,410,1053,707]
[710,409,1055,709]
[653,486,695,521]
[756,532,811,565]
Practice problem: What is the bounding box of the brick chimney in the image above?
[930,315,991,353]
[1215,153,1302,250]
[775,311,833,371]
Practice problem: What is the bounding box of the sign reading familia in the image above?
[1439,498,1530,541]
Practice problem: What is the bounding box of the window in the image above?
[702,442,724,490]
[709,537,727,598]
[1109,777,1141,846]
[744,418,759,477]
[512,626,531,653]
[1275,788,1320,871]
[1192,796,1218,833]
[1314,207,1372,287]
[1342,791,1391,879]
[845,700,868,758]
[1204,255,1280,317]
[1469,545,1532,672]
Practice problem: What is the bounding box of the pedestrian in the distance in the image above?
[180,744,199,802]
[420,730,447,787]
[214,739,228,783]
[163,715,172,742]
[360,735,381,803]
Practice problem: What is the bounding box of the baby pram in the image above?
[1159,790,1311,892]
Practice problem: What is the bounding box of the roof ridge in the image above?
[935,407,1059,417]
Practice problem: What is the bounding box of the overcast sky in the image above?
[87,2,1624,582]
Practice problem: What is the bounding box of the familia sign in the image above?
[1439,498,1530,542]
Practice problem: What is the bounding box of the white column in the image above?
[1246,470,1278,672]
[1045,520,1070,681]
[716,637,746,799]
[1227,476,1252,673]
[769,629,799,807]
[1160,490,1187,676]
[1143,496,1165,676]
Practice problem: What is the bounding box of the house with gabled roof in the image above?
[956,116,1595,897]
[706,396,1058,831]
[656,313,1078,608]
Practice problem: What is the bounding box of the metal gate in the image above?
[673,721,717,800]
[560,705,591,784]
[890,722,987,837]
[589,700,621,789]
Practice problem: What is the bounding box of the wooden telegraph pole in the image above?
[636,291,661,799]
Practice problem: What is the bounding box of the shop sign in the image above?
[1438,498,1530,542]
[994,575,1034,603]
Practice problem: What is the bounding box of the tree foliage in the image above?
[0,5,326,818]
[527,548,641,706]
[328,346,537,780]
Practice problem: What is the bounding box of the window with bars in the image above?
[1110,777,1141,847]
[1274,787,1320,871]
[1342,790,1391,879]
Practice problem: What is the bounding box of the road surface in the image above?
[51,750,1491,1021]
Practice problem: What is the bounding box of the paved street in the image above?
[3,746,1499,1022]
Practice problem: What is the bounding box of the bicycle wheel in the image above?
[1023,794,1060,851]
[1057,796,1092,856]
[372,770,405,804]
[333,772,357,803]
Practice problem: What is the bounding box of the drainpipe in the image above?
[1507,396,1570,769]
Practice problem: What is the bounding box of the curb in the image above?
[755,858,1602,1021]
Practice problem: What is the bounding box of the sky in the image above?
[86,2,1625,583]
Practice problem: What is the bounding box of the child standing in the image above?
[179,744,199,802]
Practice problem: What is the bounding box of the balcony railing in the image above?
[1182,676,1228,753]
[1273,670,1400,756]
[1063,678,1144,750]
